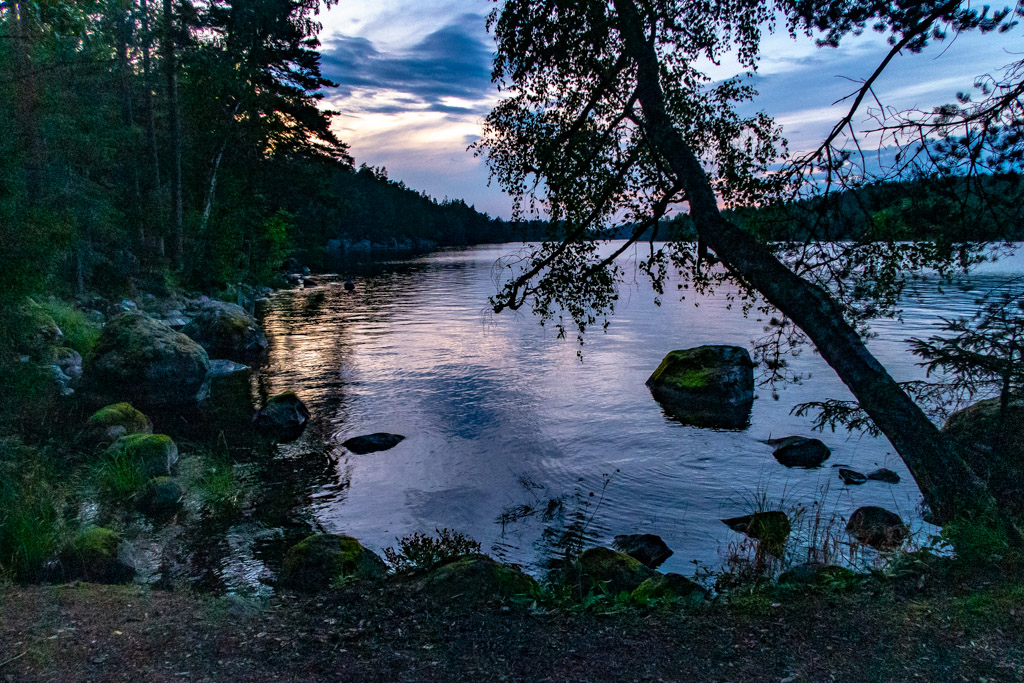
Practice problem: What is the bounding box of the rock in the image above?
[342,433,405,454]
[846,506,908,551]
[61,527,134,584]
[943,398,1024,513]
[867,468,901,484]
[839,468,867,485]
[54,347,83,381]
[770,436,831,468]
[646,345,754,429]
[722,511,791,553]
[137,477,184,518]
[16,300,63,359]
[344,280,356,291]
[86,312,210,406]
[106,433,179,478]
[611,534,674,569]
[419,554,538,601]
[182,301,267,362]
[280,534,387,590]
[87,403,152,442]
[254,392,310,442]
[778,562,856,587]
[576,547,656,595]
[631,573,708,604]
[207,359,251,380]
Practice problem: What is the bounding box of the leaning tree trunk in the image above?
[613,0,1014,534]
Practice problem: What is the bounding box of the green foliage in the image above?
[37,299,100,357]
[0,439,68,581]
[197,456,247,516]
[95,446,147,500]
[383,528,482,573]
[941,514,1012,569]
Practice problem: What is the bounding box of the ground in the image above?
[2,570,1023,682]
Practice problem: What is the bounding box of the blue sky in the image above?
[316,1,1022,218]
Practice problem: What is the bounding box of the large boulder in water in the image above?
[646,345,754,429]
[182,301,267,362]
[280,534,387,590]
[770,436,831,468]
[86,312,210,406]
[612,533,674,569]
[846,506,908,551]
[342,433,405,454]
[253,391,310,442]
[576,547,656,595]
[943,397,1024,514]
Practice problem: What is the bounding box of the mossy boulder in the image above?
[646,345,754,429]
[612,533,674,569]
[576,547,656,596]
[631,572,708,604]
[182,301,267,362]
[106,433,179,478]
[770,436,831,468]
[254,391,310,442]
[61,527,133,584]
[778,562,856,588]
[137,477,184,518]
[943,398,1024,514]
[846,506,908,551]
[15,299,63,360]
[419,554,537,601]
[280,534,387,590]
[87,403,152,442]
[86,312,210,406]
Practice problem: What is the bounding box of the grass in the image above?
[0,439,68,581]
[94,447,147,500]
[36,298,101,357]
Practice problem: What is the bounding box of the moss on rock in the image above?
[646,346,754,429]
[182,302,267,362]
[419,554,537,601]
[62,527,133,583]
[137,476,184,518]
[631,573,708,604]
[87,403,152,441]
[281,534,387,590]
[576,547,656,596]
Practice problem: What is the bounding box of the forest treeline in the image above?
[0,0,527,303]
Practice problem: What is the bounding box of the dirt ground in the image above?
[2,572,1023,682]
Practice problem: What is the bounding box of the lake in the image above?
[244,242,1022,581]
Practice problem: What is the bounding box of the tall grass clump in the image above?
[37,299,100,356]
[95,447,146,500]
[0,439,67,581]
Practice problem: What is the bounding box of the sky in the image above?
[315,1,1023,219]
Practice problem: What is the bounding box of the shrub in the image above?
[383,528,481,573]
[37,299,100,357]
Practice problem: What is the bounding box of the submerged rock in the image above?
[646,345,754,429]
[839,468,867,485]
[867,468,901,484]
[182,301,267,362]
[86,312,210,406]
[280,534,387,590]
[60,527,134,584]
[87,403,152,442]
[631,573,708,604]
[254,392,310,442]
[106,433,179,478]
[846,506,908,551]
[576,547,656,596]
[342,433,405,455]
[612,533,674,569]
[419,554,537,601]
[770,436,831,468]
[137,477,184,518]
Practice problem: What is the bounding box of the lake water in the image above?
[252,242,1023,578]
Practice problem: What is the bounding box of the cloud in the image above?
[321,13,494,114]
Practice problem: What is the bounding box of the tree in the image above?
[476,0,1024,530]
